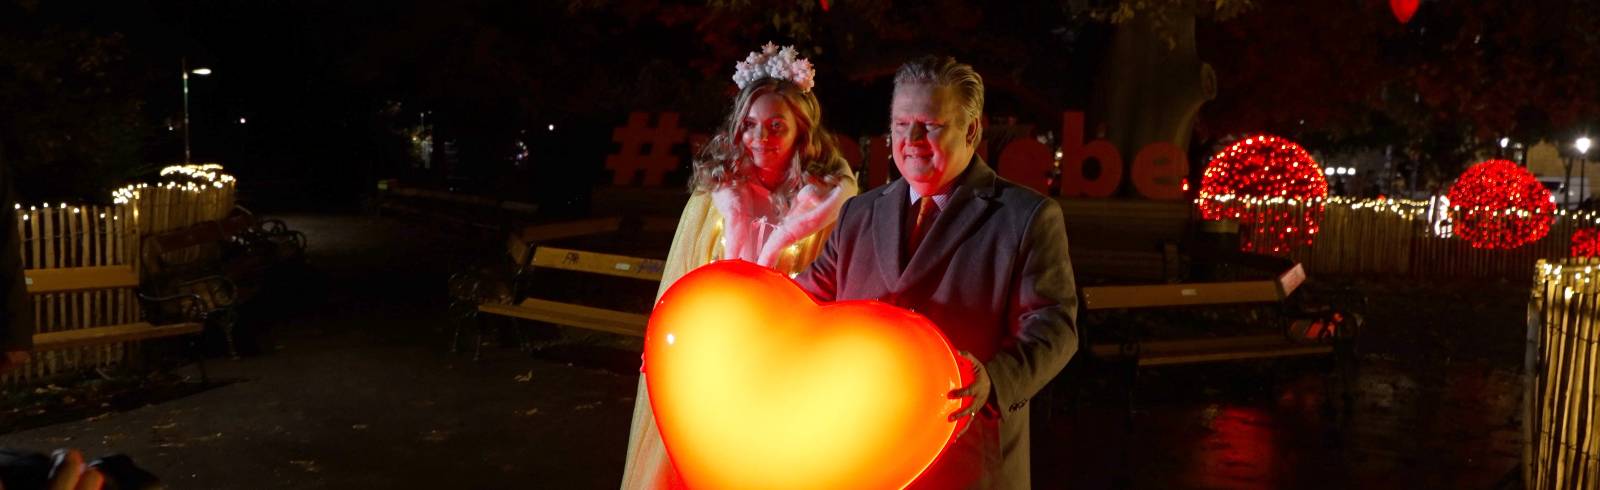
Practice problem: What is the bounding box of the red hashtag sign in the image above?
[607,112,687,186]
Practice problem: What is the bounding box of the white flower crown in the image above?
[732,42,816,93]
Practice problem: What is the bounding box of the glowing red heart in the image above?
[645,260,970,489]
[1390,0,1419,24]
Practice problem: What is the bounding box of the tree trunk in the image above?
[1092,8,1216,197]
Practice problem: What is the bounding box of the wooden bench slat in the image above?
[1083,280,1285,310]
[33,322,204,351]
[513,217,624,244]
[1092,334,1291,354]
[478,299,648,337]
[1090,334,1333,366]
[1137,345,1333,366]
[153,221,228,251]
[531,247,664,281]
[23,266,140,294]
[507,218,626,265]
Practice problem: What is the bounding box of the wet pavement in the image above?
[0,214,1528,489]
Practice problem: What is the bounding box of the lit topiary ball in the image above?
[1198,134,1329,254]
[1447,159,1555,250]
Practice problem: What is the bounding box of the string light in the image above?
[1198,134,1329,255]
[1447,159,1554,250]
[112,163,234,204]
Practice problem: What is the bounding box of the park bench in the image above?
[23,265,208,378]
[143,221,244,358]
[1076,216,1358,368]
[452,217,670,359]
[1081,261,1348,366]
[1073,245,1361,422]
[219,208,307,266]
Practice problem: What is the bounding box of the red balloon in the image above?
[645,260,972,490]
[1391,0,1420,24]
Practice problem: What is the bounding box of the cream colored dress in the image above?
[620,191,839,489]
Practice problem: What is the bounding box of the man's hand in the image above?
[946,350,991,439]
[0,350,29,374]
[48,449,105,490]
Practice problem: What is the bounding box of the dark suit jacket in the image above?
[794,156,1078,490]
[1,163,31,352]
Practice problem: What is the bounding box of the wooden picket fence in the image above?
[1225,198,1586,281]
[1526,258,1600,489]
[7,184,234,386]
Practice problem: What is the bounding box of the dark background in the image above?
[3,0,1597,209]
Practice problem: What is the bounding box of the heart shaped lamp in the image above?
[1390,0,1419,24]
[645,260,970,490]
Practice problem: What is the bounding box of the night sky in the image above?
[4,1,1598,208]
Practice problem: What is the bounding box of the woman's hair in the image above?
[690,77,853,214]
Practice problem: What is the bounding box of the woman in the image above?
[620,43,856,489]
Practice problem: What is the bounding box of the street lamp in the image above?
[182,58,213,164]
[1580,137,1593,207]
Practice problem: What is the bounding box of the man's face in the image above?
[890,83,975,194]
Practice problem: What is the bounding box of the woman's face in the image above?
[740,93,800,183]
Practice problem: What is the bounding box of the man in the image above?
[793,56,1078,489]
[1,160,32,374]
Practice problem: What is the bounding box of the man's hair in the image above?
[892,55,984,142]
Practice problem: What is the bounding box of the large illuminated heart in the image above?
[645,260,970,490]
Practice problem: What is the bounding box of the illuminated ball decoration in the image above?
[1571,228,1600,258]
[1446,160,1554,250]
[1198,134,1329,255]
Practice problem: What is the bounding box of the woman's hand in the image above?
[755,183,849,267]
[711,180,775,263]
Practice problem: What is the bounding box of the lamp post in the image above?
[182,58,213,164]
[1580,137,1594,208]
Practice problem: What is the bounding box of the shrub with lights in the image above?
[1198,134,1329,255]
[1446,159,1554,250]
[1571,228,1600,258]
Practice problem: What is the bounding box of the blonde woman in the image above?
[620,43,856,489]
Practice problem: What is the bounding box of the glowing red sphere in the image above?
[1198,134,1329,254]
[1571,228,1600,258]
[1446,160,1555,250]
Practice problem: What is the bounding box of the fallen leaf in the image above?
[351,424,369,430]
[422,430,450,442]
[513,371,534,382]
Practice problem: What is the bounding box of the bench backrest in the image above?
[217,213,257,237]
[505,217,624,267]
[1081,263,1305,310]
[529,246,664,282]
[143,220,229,275]
[23,265,140,295]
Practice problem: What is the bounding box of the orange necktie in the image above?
[906,196,937,258]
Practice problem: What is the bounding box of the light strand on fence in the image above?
[111,163,236,204]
